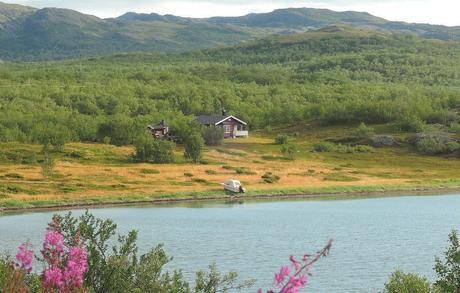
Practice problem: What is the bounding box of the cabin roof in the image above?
[148,120,168,129]
[196,115,229,125]
[196,115,247,126]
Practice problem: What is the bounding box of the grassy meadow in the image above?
[1,123,459,209]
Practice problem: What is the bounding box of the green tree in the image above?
[32,123,71,152]
[383,271,431,293]
[202,126,224,146]
[41,148,56,178]
[55,211,253,293]
[395,116,426,133]
[134,134,175,163]
[434,230,460,292]
[184,133,204,163]
[97,115,136,146]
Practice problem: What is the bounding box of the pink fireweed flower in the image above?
[281,275,308,293]
[44,267,64,288]
[275,265,290,285]
[63,246,89,287]
[43,231,64,253]
[14,242,34,273]
[289,256,300,270]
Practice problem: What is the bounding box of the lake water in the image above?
[1,194,460,292]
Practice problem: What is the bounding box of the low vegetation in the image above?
[384,230,460,292]
[0,212,255,292]
[261,172,281,184]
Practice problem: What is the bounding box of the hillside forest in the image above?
[0,27,459,150]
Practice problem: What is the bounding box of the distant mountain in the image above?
[208,8,387,28]
[0,2,458,60]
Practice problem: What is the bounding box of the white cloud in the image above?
[6,0,460,26]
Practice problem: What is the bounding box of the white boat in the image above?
[222,179,246,193]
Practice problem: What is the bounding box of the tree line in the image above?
[0,31,459,147]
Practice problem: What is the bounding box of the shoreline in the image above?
[1,185,460,214]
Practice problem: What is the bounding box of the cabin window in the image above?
[223,125,231,133]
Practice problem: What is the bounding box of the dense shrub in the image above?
[32,123,72,152]
[450,123,460,134]
[354,122,375,139]
[275,134,290,145]
[261,172,280,183]
[184,133,204,163]
[234,167,257,175]
[383,271,430,293]
[41,150,55,178]
[340,144,374,153]
[415,137,459,155]
[313,142,334,152]
[395,116,426,132]
[425,110,458,125]
[281,143,299,160]
[134,134,176,163]
[434,230,460,292]
[0,212,254,292]
[202,126,224,146]
[97,115,138,146]
[313,142,374,153]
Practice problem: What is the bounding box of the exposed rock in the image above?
[414,132,457,144]
[371,135,398,147]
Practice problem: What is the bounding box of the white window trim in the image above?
[214,115,247,126]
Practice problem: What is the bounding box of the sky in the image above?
[7,0,460,26]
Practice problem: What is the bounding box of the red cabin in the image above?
[196,110,248,138]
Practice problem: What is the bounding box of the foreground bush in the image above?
[0,212,336,293]
[384,230,460,292]
[0,212,257,293]
[383,271,430,293]
[434,230,460,292]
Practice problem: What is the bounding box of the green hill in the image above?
[0,27,459,147]
[0,2,459,60]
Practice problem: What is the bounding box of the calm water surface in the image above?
[1,194,460,292]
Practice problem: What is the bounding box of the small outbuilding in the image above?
[196,110,248,138]
[147,120,169,139]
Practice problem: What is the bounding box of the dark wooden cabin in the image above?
[147,120,169,139]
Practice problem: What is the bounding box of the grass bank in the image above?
[1,124,459,211]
